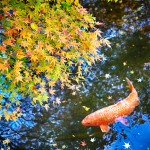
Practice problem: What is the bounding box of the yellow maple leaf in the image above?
[15,60,24,68]
[30,23,38,31]
[15,74,23,82]
[30,54,38,62]
[5,113,11,121]
[82,106,90,111]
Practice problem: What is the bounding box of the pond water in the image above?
[0,1,150,150]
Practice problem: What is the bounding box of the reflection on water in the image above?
[0,1,150,149]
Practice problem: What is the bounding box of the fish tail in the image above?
[126,77,134,91]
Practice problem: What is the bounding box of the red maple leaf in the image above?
[80,141,86,146]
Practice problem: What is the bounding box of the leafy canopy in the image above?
[0,0,110,120]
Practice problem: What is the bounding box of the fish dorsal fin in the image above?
[100,124,110,132]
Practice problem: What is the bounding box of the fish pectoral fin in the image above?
[100,124,110,132]
[115,117,129,126]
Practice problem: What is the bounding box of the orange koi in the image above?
[82,78,139,132]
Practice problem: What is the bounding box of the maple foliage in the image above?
[0,0,110,121]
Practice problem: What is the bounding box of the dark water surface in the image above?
[0,1,150,150]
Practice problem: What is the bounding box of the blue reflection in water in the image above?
[105,120,150,150]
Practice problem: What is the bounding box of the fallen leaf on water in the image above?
[137,78,142,82]
[82,106,90,111]
[80,141,86,146]
[3,138,10,144]
[72,91,76,95]
[105,73,111,79]
[62,145,66,149]
[107,96,112,100]
[123,142,131,149]
[56,97,61,104]
[130,70,134,74]
[49,88,56,95]
[44,104,49,111]
[90,137,96,142]
[123,62,127,66]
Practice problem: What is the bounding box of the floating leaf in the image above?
[82,106,90,111]
[80,141,86,146]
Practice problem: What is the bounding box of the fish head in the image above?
[82,114,98,126]
[82,115,93,126]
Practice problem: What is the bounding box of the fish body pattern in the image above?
[82,78,139,132]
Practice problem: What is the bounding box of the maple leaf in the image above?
[82,106,90,111]
[78,7,87,14]
[0,59,9,72]
[15,60,24,69]
[5,113,11,121]
[44,104,49,111]
[56,97,61,104]
[49,88,56,95]
[30,54,38,62]
[107,96,112,100]
[3,138,10,145]
[80,141,86,146]
[20,30,27,38]
[0,63,8,72]
[45,44,54,54]
[102,38,111,48]
[55,42,61,49]
[15,74,23,82]
[21,40,30,47]
[39,87,46,93]
[90,138,96,142]
[94,29,102,37]
[3,38,14,46]
[45,26,52,37]
[17,49,26,59]
[105,73,111,79]
[0,45,7,52]
[95,21,105,26]
[43,94,49,102]
[48,81,56,87]
[123,142,131,149]
[72,91,76,95]
[59,35,67,43]
[123,62,127,66]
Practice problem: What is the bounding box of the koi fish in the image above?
[82,78,139,132]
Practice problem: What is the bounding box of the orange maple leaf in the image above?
[15,61,24,68]
[3,38,14,46]
[21,40,30,47]
[17,49,26,59]
[0,45,6,52]
[0,59,9,72]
